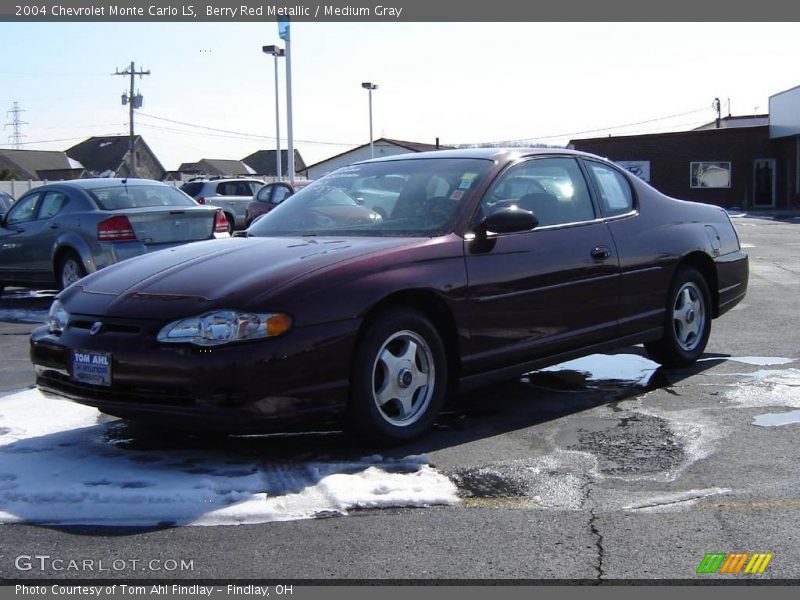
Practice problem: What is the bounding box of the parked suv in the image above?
[180,178,265,232]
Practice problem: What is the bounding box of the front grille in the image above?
[38,370,195,407]
[69,319,142,334]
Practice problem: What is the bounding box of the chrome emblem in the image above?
[89,322,103,336]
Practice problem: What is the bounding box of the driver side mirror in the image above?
[474,206,538,238]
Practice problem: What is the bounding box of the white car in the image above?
[179,178,265,232]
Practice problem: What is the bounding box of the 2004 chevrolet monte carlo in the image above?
[30,149,748,444]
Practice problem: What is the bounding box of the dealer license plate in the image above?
[72,350,112,387]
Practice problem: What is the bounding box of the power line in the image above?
[2,135,112,147]
[452,107,711,146]
[137,111,360,146]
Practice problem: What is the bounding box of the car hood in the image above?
[62,236,418,319]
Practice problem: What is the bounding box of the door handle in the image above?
[591,246,611,261]
[49,224,60,230]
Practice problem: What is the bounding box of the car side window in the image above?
[481,157,595,227]
[37,191,69,220]
[587,162,634,217]
[249,182,265,195]
[4,192,41,226]
[271,186,292,205]
[218,182,257,196]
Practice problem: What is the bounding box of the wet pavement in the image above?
[2,216,800,579]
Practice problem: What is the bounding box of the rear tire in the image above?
[57,251,87,290]
[225,214,235,234]
[348,308,448,445]
[645,266,712,367]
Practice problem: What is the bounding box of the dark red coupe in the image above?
[30,149,748,443]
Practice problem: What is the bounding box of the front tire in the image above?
[349,308,448,444]
[645,266,712,367]
[57,251,87,290]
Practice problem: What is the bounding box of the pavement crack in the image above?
[580,476,605,582]
[589,508,606,582]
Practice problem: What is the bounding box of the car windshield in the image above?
[248,158,492,237]
[90,185,198,211]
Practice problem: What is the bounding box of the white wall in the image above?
[0,180,47,197]
[304,142,419,179]
[770,85,800,139]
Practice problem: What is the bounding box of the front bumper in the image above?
[30,316,359,434]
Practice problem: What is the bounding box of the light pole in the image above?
[262,45,285,180]
[361,82,378,158]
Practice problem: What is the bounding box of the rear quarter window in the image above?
[179,182,204,198]
[587,162,635,217]
[91,186,198,210]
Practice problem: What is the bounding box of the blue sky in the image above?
[2,22,799,170]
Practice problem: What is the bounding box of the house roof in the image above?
[693,114,769,130]
[242,150,307,176]
[569,121,770,147]
[178,158,255,176]
[302,137,452,172]
[65,135,165,178]
[0,149,78,180]
[382,138,451,153]
[66,136,136,174]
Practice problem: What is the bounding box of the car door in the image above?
[0,191,43,283]
[27,190,71,273]
[582,159,664,336]
[463,156,620,373]
[217,181,263,226]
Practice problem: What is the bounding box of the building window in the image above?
[690,162,731,188]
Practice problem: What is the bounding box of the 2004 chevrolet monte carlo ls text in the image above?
[29,149,748,444]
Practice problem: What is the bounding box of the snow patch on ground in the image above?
[0,309,48,324]
[0,389,458,527]
[725,369,800,409]
[541,353,660,386]
[753,410,800,428]
[699,356,794,366]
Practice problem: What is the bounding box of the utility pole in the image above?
[114,61,150,176]
[5,102,28,149]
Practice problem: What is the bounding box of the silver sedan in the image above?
[0,178,228,294]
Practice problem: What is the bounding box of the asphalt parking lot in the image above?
[0,215,799,581]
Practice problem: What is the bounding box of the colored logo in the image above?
[697,552,773,574]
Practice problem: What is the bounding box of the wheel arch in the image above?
[53,244,85,276]
[357,289,461,389]
[676,251,719,318]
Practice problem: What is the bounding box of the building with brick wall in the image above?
[569,86,800,211]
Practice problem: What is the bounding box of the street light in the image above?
[361,82,378,158]
[263,45,285,180]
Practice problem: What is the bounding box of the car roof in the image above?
[41,178,172,190]
[358,147,607,164]
[187,178,264,184]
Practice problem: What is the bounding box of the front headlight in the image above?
[157,310,292,346]
[47,299,70,334]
